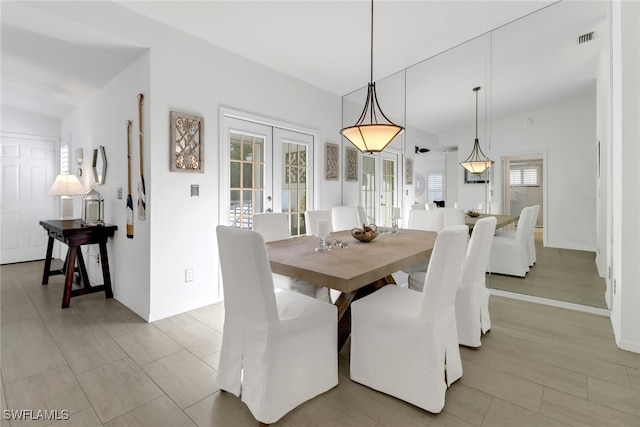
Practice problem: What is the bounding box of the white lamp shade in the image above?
[341,124,403,154]
[48,174,85,196]
[460,160,492,174]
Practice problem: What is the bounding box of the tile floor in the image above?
[1,260,639,426]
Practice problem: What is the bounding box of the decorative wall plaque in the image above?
[170,111,204,172]
[325,142,339,180]
[345,146,358,181]
[406,157,414,185]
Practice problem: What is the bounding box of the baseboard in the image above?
[489,289,611,317]
[616,338,640,354]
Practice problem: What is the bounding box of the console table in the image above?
[39,219,117,308]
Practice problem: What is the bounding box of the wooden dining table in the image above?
[266,229,437,350]
[465,214,519,231]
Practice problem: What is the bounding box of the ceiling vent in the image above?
[578,32,594,44]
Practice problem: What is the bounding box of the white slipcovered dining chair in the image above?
[403,209,445,274]
[253,213,330,302]
[487,206,532,277]
[216,226,338,426]
[350,226,468,413]
[495,204,539,267]
[441,208,465,229]
[331,206,362,231]
[304,209,332,236]
[526,204,540,266]
[455,216,496,348]
[407,208,444,231]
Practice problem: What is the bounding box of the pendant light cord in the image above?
[473,86,481,140]
[370,0,374,84]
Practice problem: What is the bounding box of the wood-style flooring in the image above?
[488,229,608,308]
[1,260,638,426]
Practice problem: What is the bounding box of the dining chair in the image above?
[487,206,532,277]
[403,209,445,274]
[216,226,338,425]
[495,204,539,267]
[252,213,330,302]
[441,208,465,229]
[407,209,444,231]
[526,204,540,266]
[350,226,468,413]
[331,206,362,231]
[455,216,496,348]
[304,210,332,236]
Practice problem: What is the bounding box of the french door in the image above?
[361,150,401,227]
[222,116,314,236]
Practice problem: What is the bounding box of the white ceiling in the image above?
[1,0,608,133]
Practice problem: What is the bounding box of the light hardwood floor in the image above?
[488,229,608,308]
[1,260,638,426]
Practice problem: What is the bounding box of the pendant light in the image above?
[460,87,494,174]
[341,0,404,154]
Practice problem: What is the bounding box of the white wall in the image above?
[1,106,60,138]
[146,26,342,321]
[445,94,597,251]
[610,0,640,353]
[60,52,151,318]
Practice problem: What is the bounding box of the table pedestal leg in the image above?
[335,275,396,351]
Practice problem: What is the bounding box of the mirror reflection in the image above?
[92,145,107,185]
[343,1,611,309]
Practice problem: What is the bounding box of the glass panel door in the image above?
[223,116,314,236]
[380,155,398,227]
[223,117,272,229]
[360,152,400,227]
[273,128,314,237]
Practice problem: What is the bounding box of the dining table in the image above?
[266,228,437,350]
[465,214,519,231]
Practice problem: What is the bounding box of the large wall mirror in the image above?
[486,1,610,309]
[342,1,612,309]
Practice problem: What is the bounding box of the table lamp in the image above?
[48,173,85,219]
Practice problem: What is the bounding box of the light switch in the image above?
[191,184,199,197]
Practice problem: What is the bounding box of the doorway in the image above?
[1,133,56,264]
[502,154,544,228]
[360,150,401,227]
[221,115,315,236]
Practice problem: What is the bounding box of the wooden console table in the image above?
[39,219,117,308]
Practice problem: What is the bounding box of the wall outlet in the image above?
[117,187,123,199]
[185,268,194,282]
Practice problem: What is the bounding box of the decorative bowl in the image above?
[351,224,379,242]
[467,210,481,217]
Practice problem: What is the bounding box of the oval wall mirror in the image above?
[92,146,107,185]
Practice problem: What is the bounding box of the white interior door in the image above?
[223,117,273,229]
[1,133,56,264]
[360,151,400,227]
[222,116,314,236]
[273,128,314,236]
